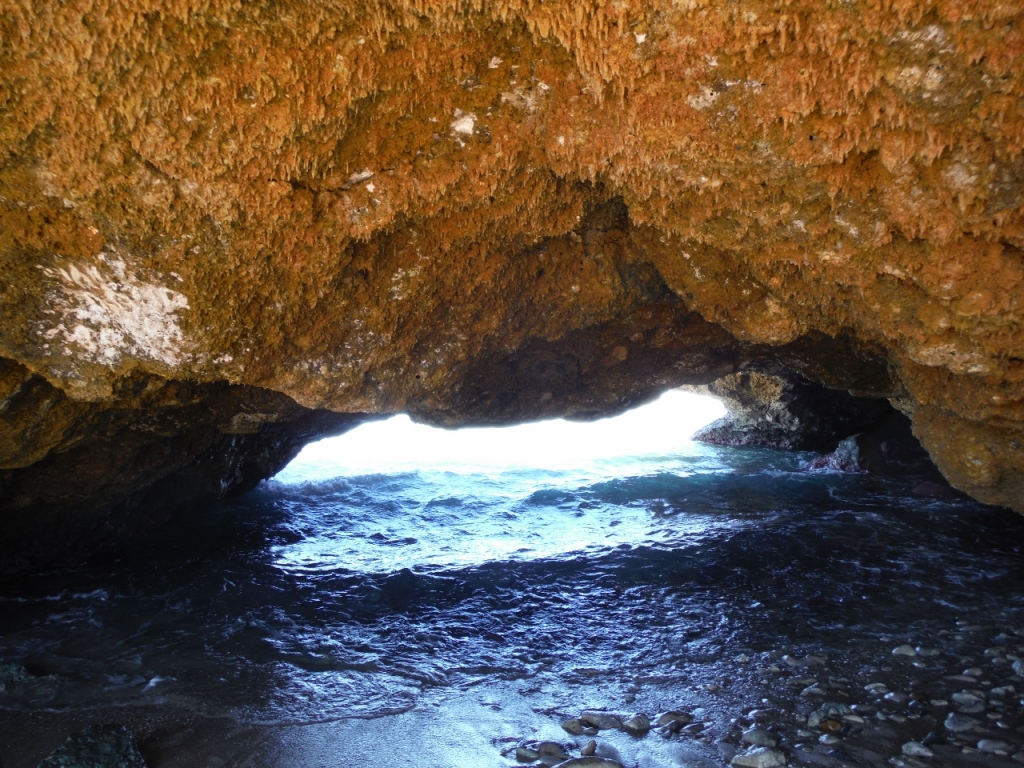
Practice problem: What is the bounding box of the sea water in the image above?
[2,393,1024,767]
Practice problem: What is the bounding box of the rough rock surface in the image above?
[2,0,1024,551]
[0,358,363,568]
[685,364,893,451]
[37,724,147,768]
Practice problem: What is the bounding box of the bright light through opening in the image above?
[276,389,725,481]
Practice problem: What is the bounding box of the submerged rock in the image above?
[579,712,622,731]
[901,742,935,758]
[806,434,887,474]
[742,728,777,748]
[807,702,852,729]
[561,718,588,736]
[730,747,787,768]
[655,711,693,727]
[0,663,31,686]
[536,742,571,761]
[551,759,623,768]
[978,739,1012,754]
[516,746,540,762]
[945,712,981,732]
[36,724,146,768]
[620,713,650,736]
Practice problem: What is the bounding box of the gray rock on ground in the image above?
[551,759,624,768]
[730,747,787,768]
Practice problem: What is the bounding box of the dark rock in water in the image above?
[684,363,893,452]
[36,724,146,768]
[0,662,31,685]
[805,408,948,477]
[807,433,887,473]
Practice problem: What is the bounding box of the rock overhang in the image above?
[1,0,1022,563]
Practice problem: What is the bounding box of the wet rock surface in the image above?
[0,360,367,570]
[36,725,146,768]
[686,365,893,452]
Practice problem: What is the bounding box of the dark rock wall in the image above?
[0,359,364,569]
[685,364,893,452]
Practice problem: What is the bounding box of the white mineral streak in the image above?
[41,254,190,367]
[907,342,992,375]
[450,113,476,135]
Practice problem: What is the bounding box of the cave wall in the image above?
[1,0,1023,541]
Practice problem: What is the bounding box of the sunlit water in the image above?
[2,392,1024,766]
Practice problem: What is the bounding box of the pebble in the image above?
[945,712,981,732]
[963,667,984,677]
[537,742,571,760]
[517,746,540,762]
[807,702,851,728]
[929,699,948,707]
[621,713,650,736]
[884,692,908,704]
[901,742,935,758]
[952,692,982,705]
[680,722,705,735]
[730,747,787,768]
[742,728,777,748]
[580,740,596,757]
[892,758,930,768]
[892,645,917,657]
[656,711,693,727]
[562,719,588,735]
[944,675,977,684]
[978,739,1012,754]
[580,712,622,731]
[788,677,817,687]
[865,682,889,693]
[819,734,841,745]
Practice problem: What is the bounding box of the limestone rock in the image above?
[731,747,787,768]
[685,364,891,451]
[1,0,1023,553]
[807,434,887,473]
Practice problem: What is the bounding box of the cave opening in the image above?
[277,389,726,479]
[264,389,725,573]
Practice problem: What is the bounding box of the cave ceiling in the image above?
[0,0,1022,544]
